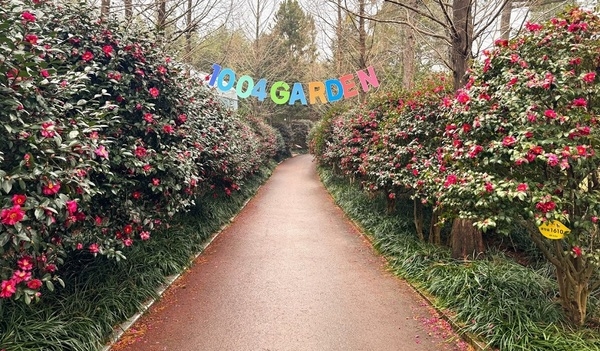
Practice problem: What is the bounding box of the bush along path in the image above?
[110,155,470,351]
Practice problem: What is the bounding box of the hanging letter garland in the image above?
[207,63,380,105]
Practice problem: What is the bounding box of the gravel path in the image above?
[112,154,467,351]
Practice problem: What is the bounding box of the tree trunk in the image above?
[157,0,167,33]
[185,0,192,62]
[101,0,110,16]
[450,0,473,90]
[450,218,484,259]
[358,0,367,70]
[428,208,441,245]
[336,0,343,76]
[124,0,132,21]
[402,1,417,90]
[414,198,424,241]
[500,0,513,40]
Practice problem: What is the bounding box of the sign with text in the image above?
[207,64,380,105]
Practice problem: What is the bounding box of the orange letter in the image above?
[339,73,358,98]
[308,81,327,104]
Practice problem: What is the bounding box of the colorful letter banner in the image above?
[207,63,380,105]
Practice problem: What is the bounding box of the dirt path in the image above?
[112,155,467,351]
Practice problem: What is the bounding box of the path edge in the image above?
[101,159,283,351]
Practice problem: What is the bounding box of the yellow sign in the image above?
[538,220,571,240]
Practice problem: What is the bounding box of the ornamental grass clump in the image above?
[0,0,279,302]
[437,7,600,326]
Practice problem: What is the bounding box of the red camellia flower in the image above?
[140,231,150,240]
[0,279,17,298]
[143,113,154,123]
[134,146,147,158]
[41,121,55,138]
[456,90,470,104]
[572,246,582,257]
[12,270,31,283]
[502,136,516,147]
[81,50,94,62]
[89,243,99,254]
[66,200,78,215]
[544,109,557,119]
[163,125,174,134]
[148,87,160,98]
[152,178,160,186]
[582,72,596,83]
[21,11,36,22]
[27,279,43,290]
[572,98,587,107]
[40,69,49,78]
[1,205,25,225]
[24,34,38,45]
[517,183,528,192]
[132,191,142,199]
[536,199,556,213]
[17,257,33,271]
[43,181,61,195]
[525,21,542,31]
[444,174,458,187]
[102,45,113,56]
[123,224,133,235]
[12,194,26,206]
[484,182,494,193]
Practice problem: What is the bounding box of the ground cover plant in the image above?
[0,163,275,351]
[0,0,283,313]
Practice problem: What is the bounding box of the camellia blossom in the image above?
[21,11,36,22]
[12,194,26,206]
[17,257,33,271]
[102,45,113,56]
[516,183,528,192]
[40,69,50,78]
[444,174,458,187]
[162,125,174,134]
[42,181,61,195]
[134,146,147,158]
[582,72,596,83]
[572,98,587,107]
[140,231,150,240]
[536,199,556,213]
[547,153,559,166]
[81,51,94,62]
[148,87,160,98]
[41,121,55,137]
[456,90,470,104]
[1,205,25,225]
[502,136,517,147]
[143,113,154,123]
[66,200,78,215]
[12,270,31,283]
[572,246,582,257]
[484,182,494,193]
[27,279,42,290]
[544,109,557,119]
[152,178,160,186]
[0,279,17,299]
[89,243,99,254]
[24,34,38,45]
[95,145,109,159]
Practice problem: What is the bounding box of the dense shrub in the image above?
[0,0,278,302]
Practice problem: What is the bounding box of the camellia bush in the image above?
[435,7,600,325]
[0,0,279,303]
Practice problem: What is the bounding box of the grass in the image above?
[0,162,276,351]
[319,167,600,351]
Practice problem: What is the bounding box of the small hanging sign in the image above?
[538,220,571,240]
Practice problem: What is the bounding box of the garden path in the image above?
[111,154,466,351]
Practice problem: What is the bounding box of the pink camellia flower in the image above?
[516,183,528,192]
[12,270,31,283]
[152,178,160,186]
[163,125,174,134]
[1,205,25,225]
[0,279,17,298]
[12,194,26,206]
[40,69,49,78]
[484,182,494,193]
[102,45,113,56]
[143,164,152,172]
[95,145,109,159]
[132,191,142,200]
[572,98,587,107]
[148,87,160,98]
[544,109,557,119]
[143,113,154,123]
[17,257,33,271]
[572,246,582,257]
[24,34,38,45]
[456,90,470,104]
[582,72,596,83]
[43,181,61,195]
[525,21,542,31]
[134,146,147,158]
[547,153,559,166]
[21,11,36,22]
[157,66,167,75]
[140,231,150,240]
[27,279,42,290]
[502,136,516,147]
[444,174,458,187]
[81,51,94,62]
[65,200,78,215]
[89,243,99,254]
[123,238,133,247]
[577,145,587,156]
[592,216,598,223]
[177,114,187,124]
[41,121,55,138]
